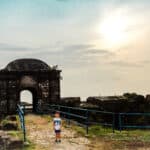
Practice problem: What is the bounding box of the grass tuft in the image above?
[72,124,150,142]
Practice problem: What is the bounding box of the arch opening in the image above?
[20,89,38,112]
[20,90,33,104]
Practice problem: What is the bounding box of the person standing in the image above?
[53,112,61,143]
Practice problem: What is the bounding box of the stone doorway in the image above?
[20,89,38,113]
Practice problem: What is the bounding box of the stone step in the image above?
[0,130,23,150]
[7,138,23,149]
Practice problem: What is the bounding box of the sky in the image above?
[0,0,150,100]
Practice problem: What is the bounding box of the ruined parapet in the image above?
[86,96,128,112]
[86,94,150,112]
[146,95,150,103]
[79,102,99,109]
[59,97,81,107]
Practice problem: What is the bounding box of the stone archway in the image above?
[19,76,38,112]
[19,88,37,112]
[0,58,61,115]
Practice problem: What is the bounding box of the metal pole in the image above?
[86,110,89,134]
[119,113,122,132]
[112,113,115,133]
[23,105,25,115]
[18,105,26,142]
[23,113,26,142]
[68,107,70,125]
[49,105,52,115]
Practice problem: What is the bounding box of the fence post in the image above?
[119,113,122,132]
[17,105,27,142]
[68,107,70,125]
[23,105,25,115]
[86,109,89,134]
[112,113,115,133]
[58,105,60,111]
[49,105,54,115]
[23,113,26,142]
[52,105,54,114]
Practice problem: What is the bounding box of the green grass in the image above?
[22,141,36,150]
[7,130,36,150]
[6,130,34,150]
[1,119,9,126]
[7,115,36,150]
[7,130,22,138]
[73,125,150,142]
[72,124,150,149]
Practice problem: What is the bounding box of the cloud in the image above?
[31,43,113,58]
[86,49,114,56]
[108,60,143,68]
[0,43,134,70]
[12,43,115,68]
[0,43,32,52]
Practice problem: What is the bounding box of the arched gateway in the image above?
[0,59,61,114]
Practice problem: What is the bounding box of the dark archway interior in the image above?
[19,88,38,112]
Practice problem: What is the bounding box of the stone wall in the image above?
[0,59,61,115]
[0,81,7,114]
[59,97,81,106]
[86,95,150,112]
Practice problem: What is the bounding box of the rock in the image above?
[7,138,23,149]
[59,97,81,107]
[6,115,17,121]
[86,97,102,105]
[0,130,23,150]
[2,122,18,130]
[79,102,99,109]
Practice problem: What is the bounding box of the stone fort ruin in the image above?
[0,59,61,114]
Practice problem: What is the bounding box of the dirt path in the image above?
[25,114,90,150]
[25,114,150,150]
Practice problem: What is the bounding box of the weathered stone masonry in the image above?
[0,59,61,115]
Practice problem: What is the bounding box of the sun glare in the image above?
[99,14,128,46]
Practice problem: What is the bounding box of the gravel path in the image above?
[26,114,90,150]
